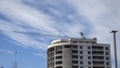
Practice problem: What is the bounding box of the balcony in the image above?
[92,46,104,51]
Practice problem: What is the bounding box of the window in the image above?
[80,51,83,54]
[88,51,91,54]
[88,56,91,59]
[72,46,78,48]
[88,67,91,68]
[72,61,78,64]
[79,41,83,43]
[73,41,77,43]
[56,51,62,54]
[93,56,104,59]
[48,57,54,62]
[72,55,78,58]
[106,57,109,60]
[48,53,54,57]
[86,42,89,43]
[49,62,54,67]
[56,61,62,64]
[56,56,62,59]
[56,66,62,68]
[80,46,83,49]
[80,61,83,64]
[64,45,71,48]
[56,46,62,50]
[48,47,54,52]
[72,66,78,68]
[80,56,83,59]
[106,52,109,55]
[72,50,78,53]
[88,46,91,49]
[80,66,83,68]
[105,47,109,50]
[88,61,91,65]
[92,46,103,49]
[93,61,104,65]
[106,62,109,65]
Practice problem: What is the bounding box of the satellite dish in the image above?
[80,32,86,39]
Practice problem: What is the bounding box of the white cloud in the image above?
[67,0,120,67]
[0,20,48,50]
[0,0,85,57]
[0,1,120,67]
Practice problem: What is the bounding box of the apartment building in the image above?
[47,38,111,68]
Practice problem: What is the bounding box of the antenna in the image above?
[59,31,60,38]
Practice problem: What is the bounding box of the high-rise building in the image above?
[47,38,111,68]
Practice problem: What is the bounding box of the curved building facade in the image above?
[47,38,111,68]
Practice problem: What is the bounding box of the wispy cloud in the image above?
[33,52,46,58]
[0,48,16,55]
[0,0,85,57]
[67,0,120,67]
[0,1,120,67]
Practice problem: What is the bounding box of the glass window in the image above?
[56,56,62,59]
[56,66,62,68]
[80,46,83,49]
[105,47,109,50]
[56,51,62,54]
[106,62,109,65]
[106,52,109,55]
[80,61,83,64]
[72,66,78,68]
[88,51,91,54]
[88,61,91,65]
[88,67,91,68]
[80,56,83,59]
[106,57,109,60]
[80,66,83,68]
[48,47,54,52]
[72,55,78,58]
[64,45,71,48]
[56,46,62,50]
[88,56,91,59]
[72,61,78,64]
[72,46,78,48]
[56,61,62,64]
[88,46,91,49]
[80,51,83,54]
[72,50,78,53]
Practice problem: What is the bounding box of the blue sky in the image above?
[0,0,120,68]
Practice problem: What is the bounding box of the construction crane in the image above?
[13,31,87,39]
[13,30,68,38]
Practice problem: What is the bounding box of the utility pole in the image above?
[14,51,17,68]
[111,30,118,68]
